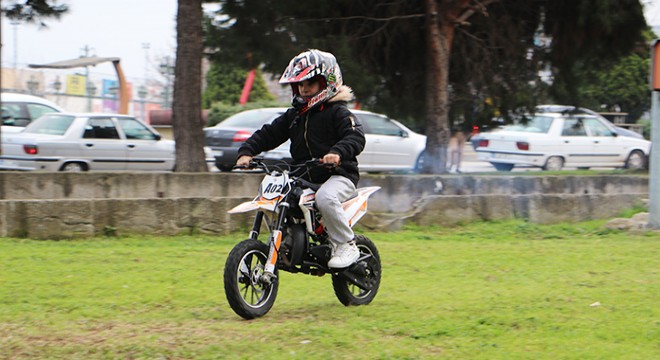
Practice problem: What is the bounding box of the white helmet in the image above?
[279,49,343,112]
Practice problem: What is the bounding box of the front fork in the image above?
[249,211,264,240]
[260,203,289,284]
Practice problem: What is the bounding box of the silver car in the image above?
[475,108,651,171]
[204,107,427,173]
[1,113,214,171]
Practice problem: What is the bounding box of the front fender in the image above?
[227,197,282,214]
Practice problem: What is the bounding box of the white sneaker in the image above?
[328,241,360,269]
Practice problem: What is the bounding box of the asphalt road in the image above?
[459,143,496,173]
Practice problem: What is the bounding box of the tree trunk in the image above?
[422,0,469,174]
[172,0,207,172]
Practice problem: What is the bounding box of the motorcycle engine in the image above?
[279,223,307,267]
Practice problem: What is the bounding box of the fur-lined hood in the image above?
[328,85,354,103]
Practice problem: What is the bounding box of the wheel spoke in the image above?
[237,250,269,305]
[240,283,250,298]
[225,240,279,319]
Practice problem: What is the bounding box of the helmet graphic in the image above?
[279,49,343,112]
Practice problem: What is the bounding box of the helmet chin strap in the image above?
[292,87,326,114]
[292,96,308,112]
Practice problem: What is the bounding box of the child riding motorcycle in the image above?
[235,49,365,269]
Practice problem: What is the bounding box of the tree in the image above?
[1,0,68,24]
[571,29,655,122]
[421,0,481,173]
[205,0,647,173]
[580,53,650,121]
[172,0,207,172]
[202,63,274,108]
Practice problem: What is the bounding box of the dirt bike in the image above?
[224,158,382,319]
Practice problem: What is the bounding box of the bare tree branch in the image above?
[283,13,425,24]
[455,0,499,26]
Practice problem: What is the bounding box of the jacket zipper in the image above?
[303,112,314,158]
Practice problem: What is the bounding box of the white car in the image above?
[1,92,63,133]
[204,108,427,172]
[1,112,215,171]
[475,108,651,171]
[356,110,427,172]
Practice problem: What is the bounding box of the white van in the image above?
[1,92,64,133]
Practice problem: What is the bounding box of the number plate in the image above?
[259,173,288,200]
[492,153,510,159]
[0,159,18,169]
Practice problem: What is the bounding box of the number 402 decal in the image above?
[263,183,284,193]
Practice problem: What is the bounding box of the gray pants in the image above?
[315,175,356,247]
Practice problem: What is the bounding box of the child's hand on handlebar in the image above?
[321,153,341,167]
[236,155,254,168]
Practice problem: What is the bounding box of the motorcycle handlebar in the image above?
[232,157,343,176]
[231,157,268,171]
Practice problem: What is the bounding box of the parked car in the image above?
[475,107,651,171]
[1,113,215,171]
[204,107,427,172]
[1,92,63,133]
[536,105,647,139]
[471,105,646,150]
[204,108,293,171]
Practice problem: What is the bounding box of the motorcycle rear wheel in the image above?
[224,239,278,319]
[332,235,382,306]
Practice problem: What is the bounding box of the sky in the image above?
[645,0,660,27]
[1,0,179,83]
[2,0,660,85]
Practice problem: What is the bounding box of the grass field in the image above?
[0,220,658,359]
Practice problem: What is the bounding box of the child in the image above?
[236,49,366,268]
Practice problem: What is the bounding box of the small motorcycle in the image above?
[224,159,382,319]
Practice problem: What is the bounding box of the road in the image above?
[459,143,495,173]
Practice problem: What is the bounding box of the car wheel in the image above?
[543,156,564,171]
[490,162,514,172]
[625,150,646,170]
[60,162,87,172]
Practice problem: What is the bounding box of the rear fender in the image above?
[343,186,380,227]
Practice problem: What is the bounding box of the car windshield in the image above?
[23,114,75,135]
[504,115,553,133]
[219,110,282,128]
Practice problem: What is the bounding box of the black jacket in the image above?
[238,89,365,185]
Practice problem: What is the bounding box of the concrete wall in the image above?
[0,172,648,239]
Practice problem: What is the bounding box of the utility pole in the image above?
[141,43,150,121]
[159,56,174,109]
[648,40,660,228]
[11,20,20,69]
[11,20,20,89]
[142,42,150,81]
[81,45,96,111]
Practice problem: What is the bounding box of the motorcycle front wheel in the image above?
[224,239,278,319]
[332,235,382,306]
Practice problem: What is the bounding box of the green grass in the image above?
[0,220,658,359]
